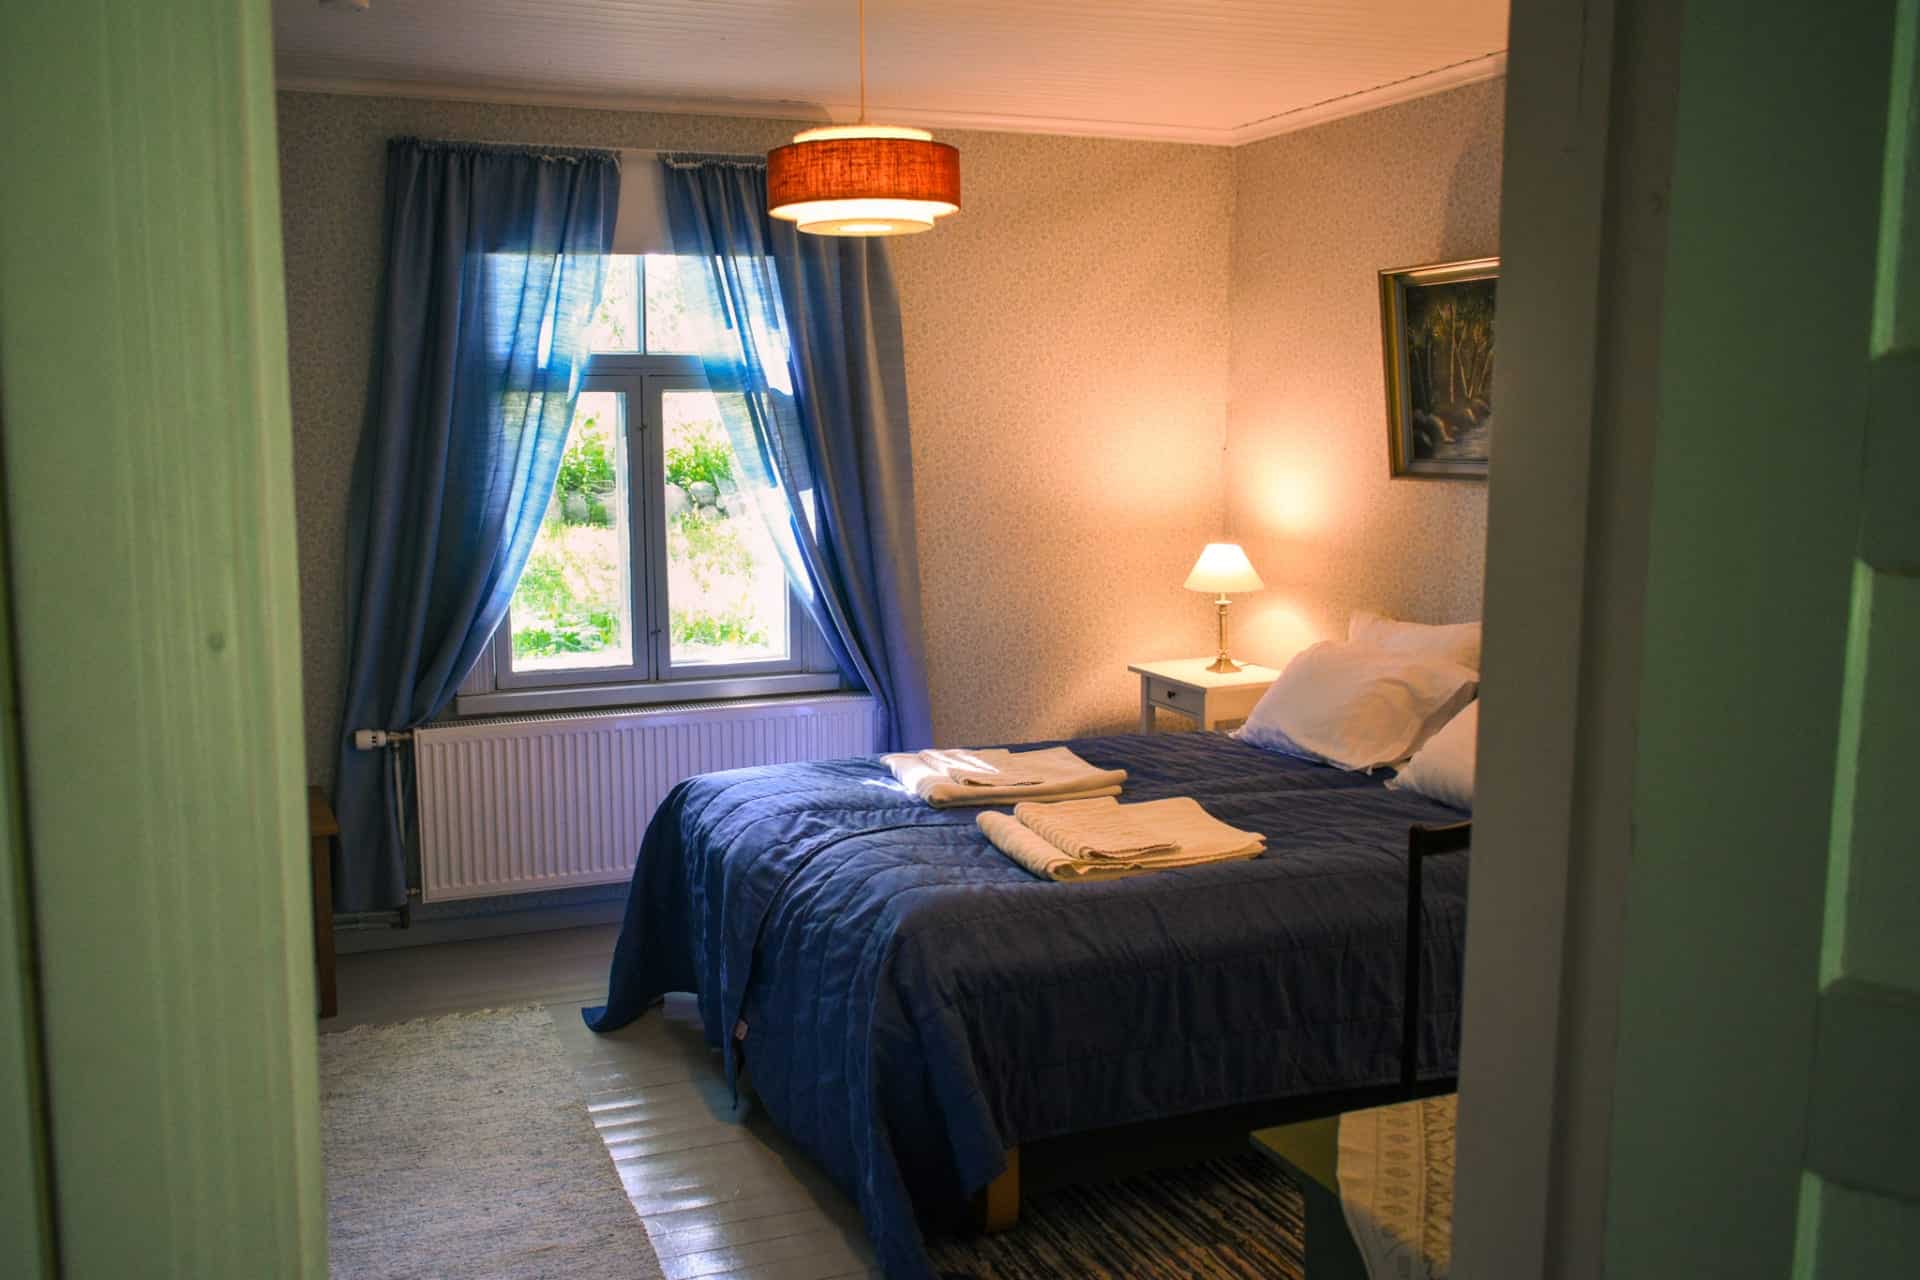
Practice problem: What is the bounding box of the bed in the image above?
[586,730,1470,1279]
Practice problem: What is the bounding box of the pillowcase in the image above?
[1349,610,1482,672]
[1234,641,1479,772]
[1387,699,1478,811]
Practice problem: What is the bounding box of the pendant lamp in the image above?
[768,0,960,236]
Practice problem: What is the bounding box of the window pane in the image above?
[643,254,701,354]
[662,390,790,666]
[509,391,634,673]
[586,256,640,353]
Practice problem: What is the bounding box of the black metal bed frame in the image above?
[1401,817,1471,1090]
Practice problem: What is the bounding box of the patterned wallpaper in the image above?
[1225,80,1504,667]
[275,93,1233,781]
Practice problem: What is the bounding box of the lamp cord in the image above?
[858,0,867,123]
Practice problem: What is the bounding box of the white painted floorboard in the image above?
[322,925,880,1280]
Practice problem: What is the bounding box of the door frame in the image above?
[0,443,53,1280]
[1459,0,1907,1274]
[0,0,327,1274]
[1452,0,1685,1274]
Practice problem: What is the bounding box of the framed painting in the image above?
[1379,257,1498,480]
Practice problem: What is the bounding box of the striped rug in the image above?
[928,1154,1308,1280]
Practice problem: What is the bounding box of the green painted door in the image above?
[0,0,327,1275]
[1796,0,1920,1268]
[1604,0,1920,1274]
[0,485,52,1280]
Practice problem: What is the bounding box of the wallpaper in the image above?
[1225,80,1503,665]
[276,92,1233,782]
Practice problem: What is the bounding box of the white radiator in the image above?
[413,695,876,903]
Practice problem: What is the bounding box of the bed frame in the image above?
[971,817,1471,1230]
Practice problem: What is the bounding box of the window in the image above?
[460,256,840,715]
[660,387,792,668]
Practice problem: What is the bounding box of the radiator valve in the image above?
[353,728,411,750]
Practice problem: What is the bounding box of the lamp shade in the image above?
[768,125,961,237]
[1184,543,1264,594]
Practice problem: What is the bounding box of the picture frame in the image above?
[1378,256,1499,480]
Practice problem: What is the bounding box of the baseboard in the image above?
[335,895,626,954]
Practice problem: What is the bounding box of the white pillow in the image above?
[1349,610,1482,672]
[1387,699,1478,811]
[1234,641,1479,772]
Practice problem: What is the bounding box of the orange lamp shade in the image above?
[767,125,961,237]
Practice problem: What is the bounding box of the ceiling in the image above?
[273,0,1510,146]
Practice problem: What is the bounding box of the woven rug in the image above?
[1337,1095,1457,1280]
[320,1007,663,1280]
[929,1153,1307,1280]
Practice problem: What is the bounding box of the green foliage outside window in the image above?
[553,420,616,529]
[668,508,754,591]
[510,542,622,659]
[664,419,735,491]
[511,391,781,668]
[513,610,621,659]
[670,607,767,649]
[511,410,624,659]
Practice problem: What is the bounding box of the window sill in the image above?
[454,671,850,718]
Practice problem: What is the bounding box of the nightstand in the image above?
[307,786,338,1019]
[1128,658,1281,734]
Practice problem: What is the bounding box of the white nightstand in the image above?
[1128,658,1282,734]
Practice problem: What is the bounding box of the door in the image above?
[0,0,327,1275]
[0,474,52,1279]
[1795,0,1920,1267]
[1600,0,1920,1273]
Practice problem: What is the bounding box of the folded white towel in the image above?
[919,749,1048,788]
[881,747,1126,809]
[980,796,1266,882]
[1010,796,1178,860]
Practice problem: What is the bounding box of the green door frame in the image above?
[0,459,53,1280]
[0,1,327,1275]
[1460,0,1919,1273]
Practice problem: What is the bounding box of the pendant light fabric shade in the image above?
[768,124,961,236]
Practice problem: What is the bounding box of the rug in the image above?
[320,1006,663,1280]
[1336,1095,1456,1280]
[928,1153,1307,1280]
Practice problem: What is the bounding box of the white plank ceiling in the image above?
[274,0,1510,145]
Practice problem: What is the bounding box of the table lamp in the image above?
[1184,542,1265,673]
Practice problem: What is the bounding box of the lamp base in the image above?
[1206,597,1242,674]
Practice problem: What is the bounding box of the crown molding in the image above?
[1226,52,1507,146]
[274,51,1507,149]
[270,68,1243,143]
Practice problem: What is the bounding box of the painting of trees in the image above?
[1399,274,1496,469]
[1382,259,1497,478]
[1407,280,1495,414]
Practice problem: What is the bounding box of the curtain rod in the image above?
[413,141,755,161]
[447,140,660,155]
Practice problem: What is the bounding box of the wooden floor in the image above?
[322,925,879,1280]
[318,922,618,1030]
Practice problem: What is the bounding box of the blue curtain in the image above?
[333,139,619,912]
[660,154,934,751]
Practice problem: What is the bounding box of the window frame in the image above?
[458,326,842,717]
[646,371,813,683]
[488,370,651,693]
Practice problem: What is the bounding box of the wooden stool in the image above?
[306,786,338,1018]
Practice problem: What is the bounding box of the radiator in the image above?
[413,694,876,903]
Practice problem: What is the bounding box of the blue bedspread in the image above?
[586,731,1469,1279]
